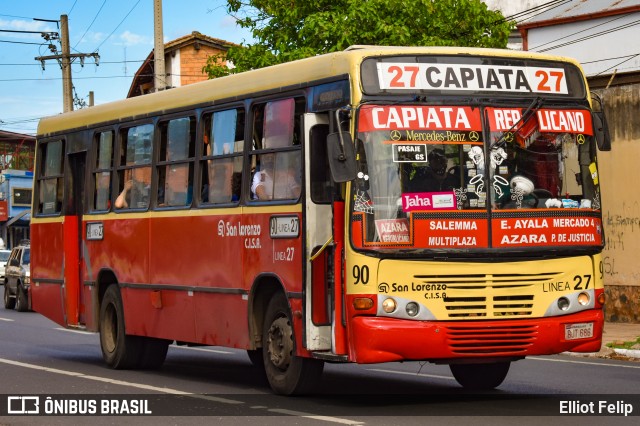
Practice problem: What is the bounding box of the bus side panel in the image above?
[121,286,197,341]
[87,217,161,338]
[31,221,66,326]
[180,214,249,347]
[242,211,305,351]
[194,294,250,347]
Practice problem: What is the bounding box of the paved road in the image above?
[1,308,639,425]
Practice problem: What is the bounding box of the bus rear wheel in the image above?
[262,295,323,395]
[99,285,142,369]
[449,362,510,390]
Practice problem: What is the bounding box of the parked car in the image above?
[0,249,10,281]
[3,244,30,312]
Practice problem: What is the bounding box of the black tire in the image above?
[262,295,323,395]
[4,284,15,310]
[99,285,142,369]
[138,337,170,369]
[15,284,28,312]
[450,362,510,390]
[247,349,264,368]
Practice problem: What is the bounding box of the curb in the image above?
[612,348,640,359]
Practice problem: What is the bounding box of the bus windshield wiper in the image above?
[489,96,544,150]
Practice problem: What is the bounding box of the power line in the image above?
[0,29,58,35]
[0,14,33,20]
[504,0,572,23]
[0,59,145,66]
[73,0,107,49]
[0,73,206,82]
[68,0,79,17]
[0,39,48,46]
[593,53,640,76]
[534,17,640,52]
[529,13,635,51]
[92,0,143,53]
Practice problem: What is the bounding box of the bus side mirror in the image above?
[590,92,611,151]
[327,131,357,182]
[592,111,611,151]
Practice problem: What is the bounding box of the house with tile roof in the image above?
[127,31,237,98]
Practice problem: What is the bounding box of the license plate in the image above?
[565,322,594,340]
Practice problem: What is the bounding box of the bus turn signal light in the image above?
[353,297,374,310]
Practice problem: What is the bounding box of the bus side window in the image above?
[201,108,244,204]
[116,124,153,210]
[250,97,304,201]
[92,131,114,211]
[157,117,195,207]
[37,139,64,215]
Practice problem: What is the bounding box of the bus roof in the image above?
[36,46,584,137]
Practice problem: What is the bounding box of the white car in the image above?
[0,249,10,280]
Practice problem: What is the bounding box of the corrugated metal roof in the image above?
[522,0,640,24]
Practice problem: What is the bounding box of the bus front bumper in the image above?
[349,309,604,364]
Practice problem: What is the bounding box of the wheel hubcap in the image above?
[267,316,293,370]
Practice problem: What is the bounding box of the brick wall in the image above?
[179,44,226,86]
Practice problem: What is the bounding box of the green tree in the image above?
[204,0,514,77]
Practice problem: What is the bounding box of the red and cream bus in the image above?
[31,46,610,394]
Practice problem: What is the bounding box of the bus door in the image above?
[304,113,347,354]
[63,151,87,327]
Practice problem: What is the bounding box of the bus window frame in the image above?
[34,138,65,217]
[156,115,197,210]
[248,96,305,204]
[89,128,116,213]
[114,121,155,212]
[198,105,246,207]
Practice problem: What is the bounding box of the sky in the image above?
[0,0,253,135]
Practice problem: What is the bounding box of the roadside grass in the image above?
[606,337,640,349]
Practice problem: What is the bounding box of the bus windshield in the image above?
[351,103,603,251]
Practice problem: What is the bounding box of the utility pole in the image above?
[153,0,166,92]
[35,15,100,113]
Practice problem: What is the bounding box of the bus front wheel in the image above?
[262,295,323,395]
[449,362,510,390]
[99,285,142,369]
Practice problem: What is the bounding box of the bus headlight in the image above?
[405,302,420,317]
[557,297,570,311]
[577,292,590,306]
[382,298,397,313]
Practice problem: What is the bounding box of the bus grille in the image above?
[414,272,555,319]
[446,325,539,355]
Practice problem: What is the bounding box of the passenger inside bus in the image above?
[115,167,151,209]
[251,153,301,200]
[408,148,458,193]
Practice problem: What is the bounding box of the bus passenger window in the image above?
[251,151,301,200]
[264,99,295,148]
[115,124,153,210]
[157,117,195,207]
[201,108,244,204]
[93,131,113,211]
[37,139,64,215]
[249,97,304,202]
